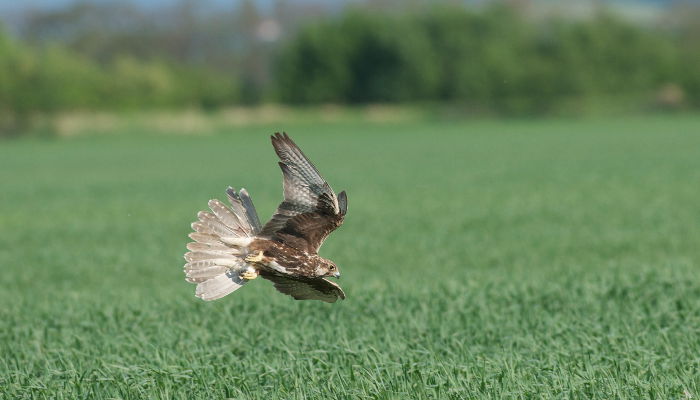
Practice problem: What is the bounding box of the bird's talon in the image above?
[240,268,258,280]
[245,250,265,263]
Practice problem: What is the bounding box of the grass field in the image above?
[2,114,700,399]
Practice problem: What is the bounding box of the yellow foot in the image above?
[240,267,258,281]
[245,250,265,264]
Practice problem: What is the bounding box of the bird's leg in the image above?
[240,266,258,281]
[245,250,265,264]
[241,251,264,280]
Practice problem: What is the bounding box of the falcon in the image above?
[184,133,347,303]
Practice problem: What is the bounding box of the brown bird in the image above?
[184,133,347,302]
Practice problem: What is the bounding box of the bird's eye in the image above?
[330,265,335,270]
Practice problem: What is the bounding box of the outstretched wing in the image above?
[260,273,345,303]
[260,132,347,253]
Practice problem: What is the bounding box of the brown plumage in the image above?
[184,132,347,302]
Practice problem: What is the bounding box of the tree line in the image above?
[1,3,699,133]
[276,6,700,113]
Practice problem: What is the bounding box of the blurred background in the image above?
[1,0,699,137]
[3,2,700,397]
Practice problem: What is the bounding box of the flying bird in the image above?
[184,133,347,303]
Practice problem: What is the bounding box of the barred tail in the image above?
[184,188,261,301]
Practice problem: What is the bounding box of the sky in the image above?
[0,0,283,12]
[0,0,681,11]
[0,0,681,25]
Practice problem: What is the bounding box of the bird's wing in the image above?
[259,132,347,253]
[261,273,345,303]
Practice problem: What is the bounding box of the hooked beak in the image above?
[334,272,341,279]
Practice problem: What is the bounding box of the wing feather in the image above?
[260,273,345,303]
[260,133,347,253]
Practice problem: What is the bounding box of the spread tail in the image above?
[185,188,261,301]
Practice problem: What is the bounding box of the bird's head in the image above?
[315,257,341,279]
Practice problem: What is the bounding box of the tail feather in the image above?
[188,232,224,245]
[195,272,246,301]
[186,241,239,253]
[196,211,240,236]
[185,187,262,301]
[185,258,242,269]
[208,199,248,235]
[226,187,262,234]
[184,251,242,262]
[191,221,230,237]
[185,265,229,283]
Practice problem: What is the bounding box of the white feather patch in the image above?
[208,199,246,232]
[184,251,241,262]
[188,233,225,245]
[186,242,223,252]
[197,211,238,237]
[219,236,253,247]
[186,242,241,253]
[185,265,229,283]
[185,258,244,271]
[195,271,246,301]
[267,260,288,274]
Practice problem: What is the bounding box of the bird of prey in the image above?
[184,133,347,303]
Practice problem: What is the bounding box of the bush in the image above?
[274,6,695,115]
[275,11,440,104]
[2,4,700,132]
[0,27,239,136]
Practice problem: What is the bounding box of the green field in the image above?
[2,115,700,399]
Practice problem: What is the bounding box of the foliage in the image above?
[3,4,700,135]
[276,11,440,104]
[2,116,700,398]
[275,7,695,114]
[0,27,238,136]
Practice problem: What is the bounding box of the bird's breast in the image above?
[256,242,318,277]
